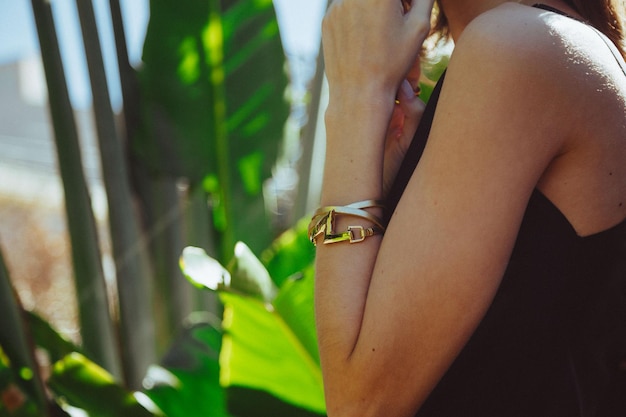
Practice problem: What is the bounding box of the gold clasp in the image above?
[347,225,367,243]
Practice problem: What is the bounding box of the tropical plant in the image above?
[0,219,325,417]
[5,0,326,413]
[127,0,292,359]
[133,0,289,258]
[30,0,122,380]
[27,0,292,391]
[178,217,324,416]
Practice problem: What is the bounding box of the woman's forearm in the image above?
[321,88,394,204]
[314,90,395,415]
[315,1,433,414]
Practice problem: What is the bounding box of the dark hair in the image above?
[430,1,449,40]
[431,0,625,59]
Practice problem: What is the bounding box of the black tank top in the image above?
[384,8,626,416]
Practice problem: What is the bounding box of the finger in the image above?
[405,0,435,38]
[406,0,435,20]
[397,79,425,142]
[397,79,421,108]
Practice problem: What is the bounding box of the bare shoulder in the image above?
[458,3,566,56]
[437,4,576,153]
[454,3,626,87]
[440,2,626,235]
[442,2,625,138]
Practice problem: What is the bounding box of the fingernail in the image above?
[400,79,414,101]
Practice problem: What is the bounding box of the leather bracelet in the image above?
[311,205,386,230]
[310,199,386,230]
[308,199,386,246]
[313,199,385,213]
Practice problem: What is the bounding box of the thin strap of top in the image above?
[386,4,624,222]
[533,3,626,75]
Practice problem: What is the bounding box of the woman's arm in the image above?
[316,3,570,417]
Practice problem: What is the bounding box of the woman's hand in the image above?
[322,0,433,99]
[321,0,433,202]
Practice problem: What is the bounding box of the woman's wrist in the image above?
[320,82,397,205]
[326,80,397,113]
[324,89,395,149]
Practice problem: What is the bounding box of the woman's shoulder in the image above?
[456,2,624,80]
[456,4,575,62]
[444,5,570,106]
[440,3,626,237]
[447,2,625,114]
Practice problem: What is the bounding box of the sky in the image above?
[0,0,327,109]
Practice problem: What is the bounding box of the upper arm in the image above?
[345,8,569,414]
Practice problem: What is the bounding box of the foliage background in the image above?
[0,0,449,415]
[0,0,330,415]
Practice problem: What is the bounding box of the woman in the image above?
[312,0,626,415]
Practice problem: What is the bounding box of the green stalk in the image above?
[208,0,235,262]
[0,248,49,415]
[30,0,121,379]
[184,185,220,313]
[108,0,188,354]
[74,0,156,388]
[107,0,140,141]
[146,175,192,352]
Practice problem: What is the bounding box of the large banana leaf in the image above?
[219,285,324,414]
[134,0,289,256]
[48,353,160,417]
[181,221,324,415]
[143,316,230,417]
[260,217,316,288]
[21,311,159,417]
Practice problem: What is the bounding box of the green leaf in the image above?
[226,386,325,417]
[271,266,319,366]
[181,243,278,303]
[0,250,47,414]
[181,246,232,292]
[24,312,78,364]
[179,225,324,414]
[219,292,325,414]
[48,353,159,417]
[135,0,289,256]
[227,242,278,303]
[261,217,316,288]
[144,316,231,417]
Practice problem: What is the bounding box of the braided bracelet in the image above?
[308,199,386,246]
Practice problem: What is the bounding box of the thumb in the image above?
[395,78,426,151]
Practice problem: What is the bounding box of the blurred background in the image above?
[0,0,325,335]
[0,1,331,416]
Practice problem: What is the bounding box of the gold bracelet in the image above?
[308,200,385,238]
[309,199,385,229]
[308,199,386,246]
